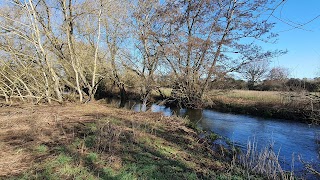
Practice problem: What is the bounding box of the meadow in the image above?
[205,90,284,105]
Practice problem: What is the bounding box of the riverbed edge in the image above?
[205,99,319,124]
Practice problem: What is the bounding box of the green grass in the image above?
[86,152,99,163]
[208,132,221,141]
[35,144,48,153]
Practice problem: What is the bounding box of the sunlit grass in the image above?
[153,88,290,105]
[206,90,320,113]
[207,90,283,104]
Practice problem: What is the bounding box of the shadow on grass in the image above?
[120,141,197,179]
[7,108,226,180]
[14,120,202,179]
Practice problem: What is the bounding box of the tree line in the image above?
[0,0,285,108]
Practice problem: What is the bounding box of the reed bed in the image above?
[237,140,295,180]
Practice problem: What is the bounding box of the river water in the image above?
[110,99,320,177]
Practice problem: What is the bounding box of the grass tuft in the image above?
[35,144,48,153]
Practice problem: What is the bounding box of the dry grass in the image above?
[0,103,103,177]
[0,102,230,179]
[237,140,294,180]
[206,90,284,105]
[206,89,320,109]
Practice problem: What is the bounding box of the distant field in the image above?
[206,90,284,104]
[205,90,320,108]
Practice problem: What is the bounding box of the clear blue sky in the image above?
[267,0,320,79]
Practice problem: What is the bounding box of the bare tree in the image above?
[123,0,162,108]
[0,0,63,103]
[0,0,110,103]
[102,0,131,107]
[268,66,290,82]
[241,60,270,90]
[154,0,284,108]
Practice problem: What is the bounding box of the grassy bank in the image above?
[0,102,269,179]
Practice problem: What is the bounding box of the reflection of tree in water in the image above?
[123,100,136,109]
[179,109,202,123]
[169,107,180,117]
[168,108,203,121]
[183,109,203,122]
[133,103,152,112]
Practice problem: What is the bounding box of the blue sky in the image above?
[267,0,320,79]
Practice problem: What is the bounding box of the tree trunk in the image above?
[89,8,102,103]
[248,81,255,90]
[43,71,51,104]
[119,84,127,108]
[0,88,9,103]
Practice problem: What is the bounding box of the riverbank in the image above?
[204,90,320,124]
[0,102,266,179]
[207,99,312,123]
